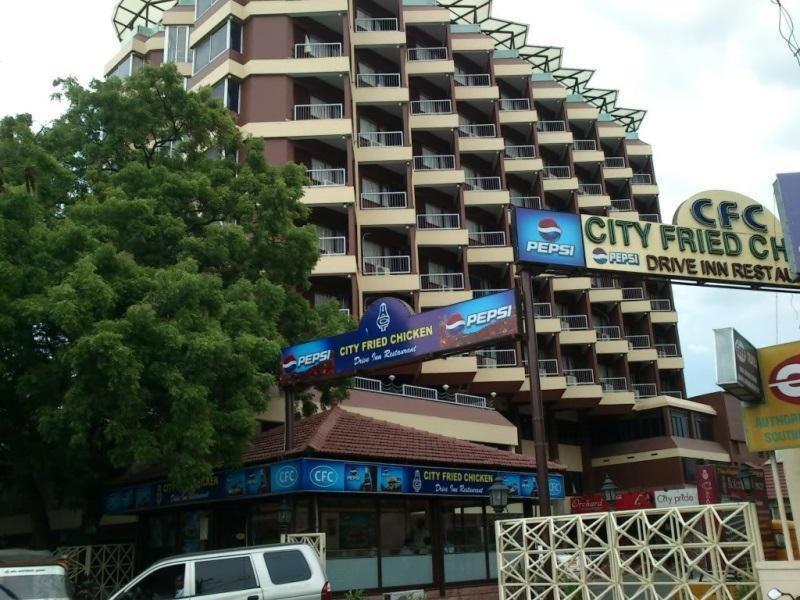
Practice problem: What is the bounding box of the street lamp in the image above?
[600,475,619,510]
[488,474,510,514]
[768,589,799,600]
[738,463,756,495]
[277,498,292,534]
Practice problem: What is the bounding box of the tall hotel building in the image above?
[106,0,732,514]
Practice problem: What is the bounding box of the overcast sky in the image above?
[2,0,799,396]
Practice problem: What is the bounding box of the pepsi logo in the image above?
[768,353,800,405]
[282,354,298,373]
[538,218,562,242]
[445,313,466,332]
[592,248,609,265]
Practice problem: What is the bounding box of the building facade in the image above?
[104,0,734,513]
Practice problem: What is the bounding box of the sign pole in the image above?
[284,388,295,450]
[520,270,551,516]
[770,451,794,560]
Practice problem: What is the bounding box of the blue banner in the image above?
[280,291,519,385]
[513,208,586,269]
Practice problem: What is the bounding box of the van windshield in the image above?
[0,575,70,600]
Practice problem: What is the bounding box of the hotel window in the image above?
[211,77,241,113]
[108,54,144,79]
[694,414,713,441]
[166,25,193,64]
[671,409,691,438]
[196,0,221,18]
[194,20,243,74]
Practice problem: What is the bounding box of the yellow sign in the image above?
[582,190,800,288]
[743,341,800,451]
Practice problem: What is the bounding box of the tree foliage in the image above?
[0,65,349,529]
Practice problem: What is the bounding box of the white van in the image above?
[109,544,329,600]
[0,562,72,600]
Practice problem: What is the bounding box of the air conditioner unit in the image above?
[384,590,425,600]
[566,375,578,385]
[374,265,390,275]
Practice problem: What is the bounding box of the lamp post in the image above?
[738,463,755,497]
[768,589,800,600]
[277,498,292,535]
[600,475,619,511]
[488,474,510,514]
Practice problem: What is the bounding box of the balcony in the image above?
[656,343,679,357]
[603,156,633,180]
[604,156,627,169]
[651,299,672,312]
[455,73,491,87]
[459,124,503,152]
[543,166,577,192]
[537,120,567,132]
[459,123,496,138]
[357,131,404,148]
[359,192,414,226]
[640,214,661,223]
[626,334,651,350]
[353,377,492,409]
[543,166,572,179]
[651,298,678,324]
[504,144,536,159]
[319,236,346,256]
[412,155,464,187]
[574,139,597,151]
[356,73,401,88]
[577,182,610,209]
[510,196,542,209]
[476,349,517,368]
[360,255,416,293]
[596,326,622,340]
[362,255,411,275]
[588,277,623,303]
[600,377,629,393]
[410,99,452,114]
[572,139,604,163]
[355,17,399,31]
[504,145,542,174]
[632,383,658,399]
[627,334,659,362]
[406,47,453,75]
[534,303,552,318]
[408,46,448,61]
[609,198,634,212]
[500,98,531,111]
[417,213,467,246]
[413,154,455,170]
[656,343,684,370]
[468,231,506,247]
[560,314,589,330]
[499,98,537,124]
[294,103,343,120]
[632,172,659,195]
[361,191,408,209]
[467,231,512,264]
[632,173,653,184]
[420,272,465,291]
[578,183,604,196]
[464,176,508,205]
[463,176,500,191]
[354,73,407,104]
[410,100,458,129]
[536,120,573,145]
[302,167,353,205]
[473,288,509,298]
[356,130,409,163]
[538,359,560,377]
[417,212,460,230]
[454,73,498,100]
[276,103,350,137]
[306,168,346,187]
[314,236,356,275]
[622,287,645,300]
[560,314,596,345]
[565,368,595,386]
[294,42,343,58]
[595,325,629,354]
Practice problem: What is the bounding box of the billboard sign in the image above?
[514,191,800,289]
[714,327,762,403]
[774,172,800,276]
[280,290,519,385]
[654,487,699,508]
[570,491,654,514]
[743,341,800,451]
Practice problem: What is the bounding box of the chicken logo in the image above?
[376,302,391,332]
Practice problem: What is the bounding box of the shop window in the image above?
[250,503,281,545]
[263,550,312,584]
[694,414,713,441]
[682,458,699,483]
[380,498,433,588]
[443,500,488,583]
[671,410,691,438]
[487,502,525,579]
[320,497,378,591]
[194,557,257,596]
[123,563,186,600]
[180,511,210,554]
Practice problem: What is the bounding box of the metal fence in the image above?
[361,191,407,209]
[573,139,597,151]
[469,231,506,247]
[355,17,398,31]
[596,325,622,340]
[455,73,491,86]
[500,98,530,111]
[564,368,595,386]
[640,213,662,222]
[504,145,536,159]
[560,314,589,331]
[420,272,464,290]
[358,130,403,147]
[356,73,401,88]
[476,348,517,368]
[294,42,342,58]
[578,183,603,195]
[402,383,438,400]
[408,47,448,61]
[306,168,346,187]
[651,298,673,311]
[627,334,652,349]
[293,103,343,120]
[495,503,763,600]
[413,154,455,170]
[511,196,542,209]
[538,358,560,377]
[633,382,658,398]
[610,198,633,211]
[318,236,346,255]
[465,176,502,191]
[362,255,411,275]
[656,343,679,357]
[544,166,571,179]
[459,123,496,138]
[410,99,452,114]
[601,376,628,392]
[604,156,627,168]
[632,172,653,184]
[536,120,567,132]
[417,213,460,229]
[474,288,509,297]
[533,303,552,318]
[55,544,136,600]
[622,287,646,300]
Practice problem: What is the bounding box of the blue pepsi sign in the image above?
[281,291,519,385]
[513,208,586,269]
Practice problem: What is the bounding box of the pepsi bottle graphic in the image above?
[412,469,422,493]
[362,468,373,492]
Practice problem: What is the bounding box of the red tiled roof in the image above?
[763,460,790,499]
[244,406,565,471]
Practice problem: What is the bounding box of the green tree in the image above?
[0,65,350,544]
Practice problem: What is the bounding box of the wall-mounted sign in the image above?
[105,458,566,513]
[569,491,653,514]
[280,290,519,385]
[653,487,699,508]
[774,172,800,277]
[513,191,800,289]
[743,341,800,451]
[714,327,762,403]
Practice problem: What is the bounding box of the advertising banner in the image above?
[570,491,654,514]
[653,487,699,508]
[743,341,800,451]
[774,172,800,276]
[280,290,519,385]
[513,191,800,289]
[714,327,762,403]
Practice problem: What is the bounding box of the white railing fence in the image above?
[651,298,673,311]
[469,231,506,247]
[294,42,342,58]
[360,191,407,209]
[473,288,508,297]
[536,120,567,132]
[533,302,552,318]
[417,213,460,229]
[591,275,620,289]
[573,139,597,151]
[420,272,464,290]
[499,98,530,111]
[459,123,496,138]
[476,348,517,368]
[610,198,634,211]
[578,183,604,195]
[622,287,646,300]
[293,103,343,120]
[656,343,679,357]
[362,255,411,275]
[355,17,398,31]
[496,503,763,600]
[306,168,346,187]
[465,176,502,191]
[318,236,346,255]
[410,99,452,114]
[595,325,622,340]
[560,314,589,330]
[632,172,653,184]
[627,334,652,349]
[413,154,455,170]
[538,358,560,377]
[408,47,448,61]
[604,156,627,168]
[633,382,658,398]
[356,73,401,88]
[402,383,438,400]
[55,544,136,600]
[510,196,542,209]
[601,376,628,392]
[564,368,595,386]
[543,165,571,179]
[504,144,536,159]
[455,73,491,86]
[357,130,403,147]
[640,213,662,222]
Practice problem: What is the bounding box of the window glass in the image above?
[229,20,242,53]
[263,550,312,585]
[122,564,185,600]
[194,22,229,73]
[671,410,690,438]
[694,414,713,440]
[320,497,378,591]
[380,498,433,587]
[443,501,487,583]
[196,0,219,18]
[195,557,256,596]
[227,79,240,112]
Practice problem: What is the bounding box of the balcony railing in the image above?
[536,120,567,133]
[651,298,673,312]
[573,139,597,151]
[318,236,346,255]
[465,176,502,191]
[538,359,560,377]
[417,213,460,229]
[306,168,346,187]
[595,326,622,341]
[544,166,571,179]
[455,73,491,86]
[632,173,653,184]
[511,196,542,209]
[454,392,489,409]
[476,348,517,368]
[402,383,437,400]
[565,368,595,386]
[468,231,506,247]
[604,156,627,168]
[534,302,552,318]
[633,383,658,399]
[459,123,496,138]
[662,389,684,399]
[578,183,604,195]
[656,344,679,357]
[413,154,456,170]
[353,377,492,409]
[473,288,508,298]
[609,198,634,212]
[622,287,646,300]
[362,255,411,275]
[294,42,342,58]
[627,335,652,350]
[601,377,628,393]
[356,73,401,88]
[420,272,464,291]
[640,213,662,223]
[499,98,530,111]
[591,275,620,289]
[357,130,404,147]
[294,103,343,120]
[560,314,589,331]
[355,17,399,31]
[361,191,408,209]
[504,145,536,159]
[410,99,452,114]
[408,47,448,61]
